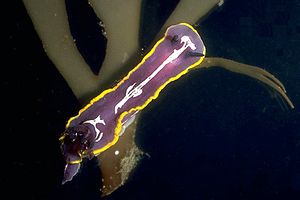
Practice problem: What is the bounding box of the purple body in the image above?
[60,23,206,183]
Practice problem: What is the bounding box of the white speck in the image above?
[98,21,105,28]
[115,150,120,155]
[122,53,129,63]
[218,0,224,6]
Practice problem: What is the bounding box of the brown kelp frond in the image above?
[196,57,294,109]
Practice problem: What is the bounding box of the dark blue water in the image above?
[4,0,300,199]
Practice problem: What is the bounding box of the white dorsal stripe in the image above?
[84,115,106,142]
[114,35,196,114]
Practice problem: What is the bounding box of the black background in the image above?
[4,0,300,199]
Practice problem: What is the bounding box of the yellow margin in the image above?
[64,23,206,159]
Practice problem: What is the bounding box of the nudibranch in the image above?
[59,23,206,183]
